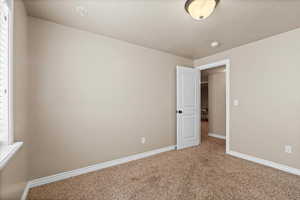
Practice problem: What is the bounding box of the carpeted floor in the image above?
[27,135,300,200]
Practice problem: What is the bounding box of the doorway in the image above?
[200,66,226,147]
[196,59,230,153]
[176,59,230,152]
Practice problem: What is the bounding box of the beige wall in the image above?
[5,5,299,186]
[208,72,226,136]
[28,17,192,179]
[194,27,300,169]
[0,0,29,199]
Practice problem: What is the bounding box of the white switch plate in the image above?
[233,99,239,106]
[141,137,146,144]
[285,145,292,154]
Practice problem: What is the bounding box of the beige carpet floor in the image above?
[27,137,300,200]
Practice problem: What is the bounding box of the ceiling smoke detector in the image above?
[185,0,220,20]
[76,6,88,17]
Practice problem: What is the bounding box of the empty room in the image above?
[1,0,300,199]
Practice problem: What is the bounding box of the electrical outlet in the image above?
[285,145,292,154]
[141,137,146,144]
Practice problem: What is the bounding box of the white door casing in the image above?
[176,66,200,150]
[195,59,230,153]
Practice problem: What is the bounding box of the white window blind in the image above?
[0,1,9,146]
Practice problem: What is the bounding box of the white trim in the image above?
[208,133,226,140]
[8,0,14,145]
[27,145,176,188]
[20,183,30,200]
[196,59,229,71]
[227,151,300,176]
[0,142,23,170]
[195,59,230,153]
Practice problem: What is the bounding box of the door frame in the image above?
[195,59,230,153]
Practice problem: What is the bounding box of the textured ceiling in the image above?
[24,0,300,59]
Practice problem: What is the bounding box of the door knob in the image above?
[177,110,183,114]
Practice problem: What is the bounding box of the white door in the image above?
[176,66,200,150]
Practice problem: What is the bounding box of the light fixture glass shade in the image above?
[185,0,219,20]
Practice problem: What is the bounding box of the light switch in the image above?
[285,145,292,154]
[233,99,239,106]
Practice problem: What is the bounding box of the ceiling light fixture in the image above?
[185,0,220,20]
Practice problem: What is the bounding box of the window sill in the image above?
[0,142,23,170]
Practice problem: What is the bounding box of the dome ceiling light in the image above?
[185,0,220,20]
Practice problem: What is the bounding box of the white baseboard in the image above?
[227,151,300,176]
[208,133,226,140]
[20,183,30,200]
[20,146,300,200]
[27,145,176,189]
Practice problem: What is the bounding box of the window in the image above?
[0,0,10,146]
[0,0,21,170]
